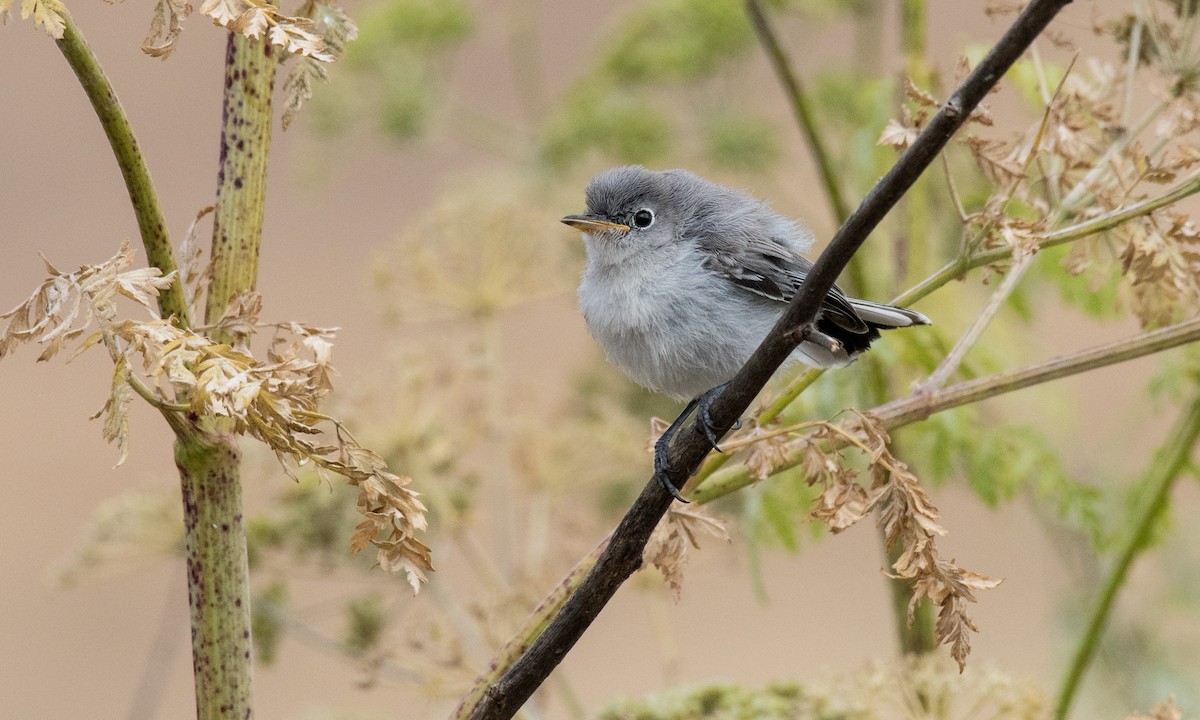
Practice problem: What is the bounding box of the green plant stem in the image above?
[745,0,869,297]
[53,10,190,328]
[887,538,936,654]
[175,431,254,720]
[692,314,1200,503]
[1052,394,1200,720]
[895,169,1200,308]
[745,0,849,226]
[902,0,928,83]
[205,34,276,334]
[174,31,276,720]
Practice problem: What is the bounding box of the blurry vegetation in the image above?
[596,656,1045,720]
[315,0,472,138]
[18,0,1200,717]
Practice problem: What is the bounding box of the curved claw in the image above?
[697,383,738,453]
[654,438,690,503]
[652,401,694,504]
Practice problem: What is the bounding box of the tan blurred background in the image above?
[3,1,1197,718]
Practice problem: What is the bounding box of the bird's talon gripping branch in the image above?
[697,382,732,452]
[652,399,697,503]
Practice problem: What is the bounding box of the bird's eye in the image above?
[632,209,655,229]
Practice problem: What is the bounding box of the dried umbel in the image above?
[723,411,1000,671]
[374,180,577,323]
[0,242,433,591]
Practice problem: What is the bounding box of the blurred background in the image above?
[3,0,1200,717]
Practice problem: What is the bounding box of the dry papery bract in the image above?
[882,8,1200,328]
[0,242,432,592]
[643,504,730,601]
[0,0,66,38]
[1127,697,1184,720]
[280,1,358,129]
[146,0,350,61]
[3,0,352,64]
[734,412,999,671]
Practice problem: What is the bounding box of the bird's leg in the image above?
[697,382,738,452]
[653,397,699,503]
[653,385,742,502]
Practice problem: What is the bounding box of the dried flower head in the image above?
[734,411,999,671]
[0,243,432,591]
[374,179,576,323]
[643,504,730,600]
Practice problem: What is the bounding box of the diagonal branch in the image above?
[462,2,1075,718]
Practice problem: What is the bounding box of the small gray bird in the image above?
[563,166,929,500]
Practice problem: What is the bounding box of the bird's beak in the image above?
[561,214,630,233]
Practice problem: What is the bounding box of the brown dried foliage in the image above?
[0,243,432,591]
[643,505,730,600]
[738,413,999,671]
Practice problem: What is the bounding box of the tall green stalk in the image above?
[206,34,275,332]
[53,10,190,327]
[1052,394,1200,720]
[175,432,254,719]
[174,31,276,719]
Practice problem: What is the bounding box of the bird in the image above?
[562,166,930,501]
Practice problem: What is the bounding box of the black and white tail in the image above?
[817,298,930,357]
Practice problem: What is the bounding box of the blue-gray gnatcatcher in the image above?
[563,165,930,501]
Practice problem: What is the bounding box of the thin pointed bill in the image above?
[561,214,630,233]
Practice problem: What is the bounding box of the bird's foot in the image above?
[652,396,698,503]
[697,383,740,453]
[653,437,690,503]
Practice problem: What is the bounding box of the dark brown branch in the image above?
[465,2,1075,717]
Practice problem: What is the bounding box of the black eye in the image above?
[632,209,655,229]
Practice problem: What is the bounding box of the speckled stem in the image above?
[176,433,253,720]
[175,31,276,719]
[205,33,275,337]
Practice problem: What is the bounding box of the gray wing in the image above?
[698,232,870,334]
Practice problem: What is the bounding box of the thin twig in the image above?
[895,168,1200,307]
[462,3,1075,717]
[920,254,1033,390]
[745,0,874,292]
[692,313,1200,503]
[746,0,851,225]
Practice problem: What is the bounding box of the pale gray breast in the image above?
[578,243,779,398]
